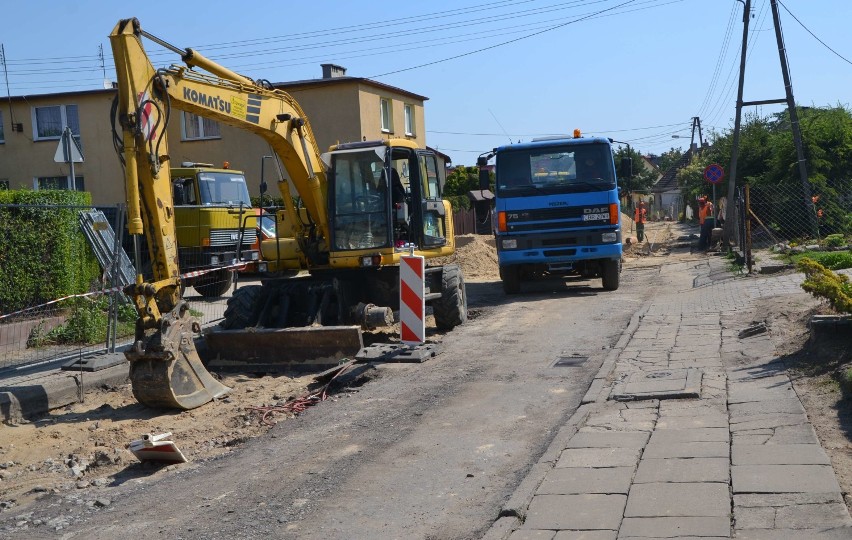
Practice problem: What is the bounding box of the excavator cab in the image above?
[325,140,448,253]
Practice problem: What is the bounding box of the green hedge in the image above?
[0,190,100,314]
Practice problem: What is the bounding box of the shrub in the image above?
[798,258,852,314]
[824,234,846,248]
[0,190,100,314]
[793,251,852,271]
[27,295,136,347]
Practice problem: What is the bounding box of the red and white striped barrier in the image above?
[0,261,247,321]
[399,255,425,344]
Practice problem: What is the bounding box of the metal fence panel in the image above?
[0,204,235,370]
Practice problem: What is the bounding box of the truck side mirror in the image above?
[479,168,490,191]
[476,156,488,167]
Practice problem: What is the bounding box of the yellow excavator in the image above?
[109,18,467,410]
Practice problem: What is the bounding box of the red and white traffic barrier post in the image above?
[399,255,425,345]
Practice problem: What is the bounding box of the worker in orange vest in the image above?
[698,196,715,250]
[634,200,647,242]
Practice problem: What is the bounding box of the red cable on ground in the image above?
[245,359,357,426]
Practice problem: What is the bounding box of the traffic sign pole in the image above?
[703,164,725,228]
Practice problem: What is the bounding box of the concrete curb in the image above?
[494,403,594,534]
[0,356,128,423]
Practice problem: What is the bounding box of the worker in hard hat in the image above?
[634,200,647,242]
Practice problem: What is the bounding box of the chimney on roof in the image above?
[321,64,347,79]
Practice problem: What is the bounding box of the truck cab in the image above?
[171,163,259,296]
[482,133,622,294]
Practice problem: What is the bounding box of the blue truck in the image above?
[478,131,622,294]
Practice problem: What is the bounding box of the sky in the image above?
[2,0,850,166]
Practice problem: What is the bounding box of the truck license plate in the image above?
[582,213,608,221]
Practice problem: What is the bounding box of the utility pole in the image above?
[724,0,816,246]
[770,0,816,237]
[723,0,751,246]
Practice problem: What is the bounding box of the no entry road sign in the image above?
[704,163,724,184]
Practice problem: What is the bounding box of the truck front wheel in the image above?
[194,269,235,298]
[601,259,621,291]
[500,265,521,294]
[433,264,467,330]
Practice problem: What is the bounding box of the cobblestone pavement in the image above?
[488,225,852,539]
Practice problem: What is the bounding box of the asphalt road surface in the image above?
[16,269,657,540]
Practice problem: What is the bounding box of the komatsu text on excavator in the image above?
[109,18,467,410]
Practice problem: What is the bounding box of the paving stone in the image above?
[509,531,556,540]
[552,531,617,540]
[619,516,730,538]
[555,447,641,468]
[634,458,729,484]
[729,399,806,418]
[658,400,726,416]
[735,506,776,529]
[732,424,819,446]
[734,492,846,507]
[624,482,730,517]
[731,465,842,493]
[523,494,626,530]
[566,431,649,449]
[732,444,831,465]
[655,415,729,429]
[733,491,852,529]
[537,467,634,495]
[509,529,556,540]
[642,441,729,459]
[774,501,852,529]
[733,526,852,539]
[729,414,809,432]
[649,428,729,444]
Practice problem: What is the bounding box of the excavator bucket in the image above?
[203,326,364,372]
[125,310,231,410]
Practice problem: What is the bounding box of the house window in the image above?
[182,112,221,140]
[33,104,80,142]
[0,110,4,143]
[380,98,392,133]
[404,104,414,136]
[35,175,84,191]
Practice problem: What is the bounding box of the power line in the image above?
[368,0,641,78]
[778,0,852,66]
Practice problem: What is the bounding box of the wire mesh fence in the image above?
[744,182,849,247]
[0,203,250,371]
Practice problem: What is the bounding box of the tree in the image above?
[443,165,492,210]
[656,148,684,174]
[613,146,659,193]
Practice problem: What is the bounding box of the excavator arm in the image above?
[109,18,331,409]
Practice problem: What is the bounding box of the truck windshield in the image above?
[496,143,614,197]
[197,172,252,206]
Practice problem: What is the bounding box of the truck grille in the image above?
[209,229,257,247]
[505,205,612,232]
